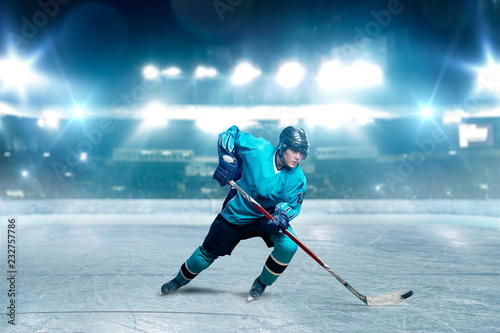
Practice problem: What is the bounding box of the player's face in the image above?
[283,148,304,168]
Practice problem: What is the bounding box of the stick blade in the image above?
[366,290,413,306]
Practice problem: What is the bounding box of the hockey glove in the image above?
[213,153,239,186]
[267,208,289,236]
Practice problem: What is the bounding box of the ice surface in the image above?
[1,214,499,332]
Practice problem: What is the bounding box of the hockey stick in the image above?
[229,180,413,306]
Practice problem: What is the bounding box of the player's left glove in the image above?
[213,155,238,186]
[213,130,240,186]
[267,208,289,236]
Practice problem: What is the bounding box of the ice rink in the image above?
[1,213,499,333]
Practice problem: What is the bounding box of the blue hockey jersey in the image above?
[218,125,306,224]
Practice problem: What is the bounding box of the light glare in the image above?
[422,107,432,117]
[37,111,60,129]
[0,54,45,98]
[275,62,306,88]
[162,67,181,77]
[74,106,84,117]
[143,65,160,80]
[316,60,383,90]
[476,62,500,94]
[232,63,261,85]
[195,66,217,79]
[142,102,168,127]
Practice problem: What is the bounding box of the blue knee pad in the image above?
[176,246,218,285]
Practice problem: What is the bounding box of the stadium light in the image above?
[37,111,60,129]
[316,60,383,90]
[232,62,261,85]
[195,114,257,133]
[195,66,217,79]
[443,109,465,124]
[476,61,500,94]
[306,108,343,129]
[305,104,377,129]
[162,67,181,78]
[355,116,375,126]
[316,60,342,90]
[143,65,160,80]
[350,61,383,87]
[142,102,168,127]
[0,54,45,97]
[275,62,306,88]
[73,106,84,117]
[422,107,432,118]
[195,118,223,133]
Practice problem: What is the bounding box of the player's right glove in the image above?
[267,208,289,236]
[213,150,239,187]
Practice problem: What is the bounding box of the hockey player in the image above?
[160,125,309,301]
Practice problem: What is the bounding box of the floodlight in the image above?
[45,114,59,128]
[443,110,465,124]
[316,60,383,90]
[195,115,256,133]
[0,54,45,96]
[232,62,261,85]
[37,111,60,129]
[422,107,432,118]
[74,106,84,117]
[275,62,306,88]
[349,61,383,88]
[306,109,342,129]
[195,66,217,79]
[143,65,160,80]
[21,170,28,177]
[195,118,222,133]
[355,116,375,126]
[476,62,500,94]
[142,102,168,127]
[316,60,344,90]
[162,67,181,77]
[80,152,87,161]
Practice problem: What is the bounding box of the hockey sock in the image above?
[259,229,298,286]
[176,246,218,285]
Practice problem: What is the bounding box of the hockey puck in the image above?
[401,290,413,299]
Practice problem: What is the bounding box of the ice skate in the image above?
[247,277,266,302]
[160,278,182,296]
